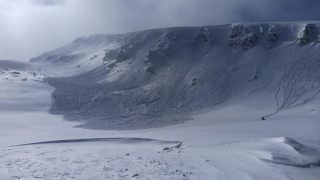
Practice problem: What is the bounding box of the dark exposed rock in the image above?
[194,27,214,45]
[298,24,317,45]
[268,31,279,42]
[241,34,258,49]
[132,174,139,177]
[229,25,259,49]
[298,37,310,45]
[230,25,241,39]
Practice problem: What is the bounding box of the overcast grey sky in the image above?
[1,0,320,61]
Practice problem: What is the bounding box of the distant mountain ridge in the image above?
[0,60,30,70]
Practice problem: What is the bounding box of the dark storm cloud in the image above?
[234,0,320,22]
[0,0,319,61]
[276,0,320,21]
[31,0,65,6]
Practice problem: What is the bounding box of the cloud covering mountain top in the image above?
[1,0,319,61]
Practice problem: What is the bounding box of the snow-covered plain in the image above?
[1,22,320,179]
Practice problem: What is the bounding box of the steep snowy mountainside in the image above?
[29,34,121,76]
[29,22,320,129]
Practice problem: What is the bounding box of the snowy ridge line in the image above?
[11,137,181,147]
[255,137,320,168]
[262,158,320,168]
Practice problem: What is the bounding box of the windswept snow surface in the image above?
[0,22,320,179]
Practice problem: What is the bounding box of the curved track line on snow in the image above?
[12,137,181,147]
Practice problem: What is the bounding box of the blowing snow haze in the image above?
[1,0,320,61]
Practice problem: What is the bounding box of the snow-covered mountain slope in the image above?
[1,22,320,180]
[29,22,320,129]
[0,69,319,179]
